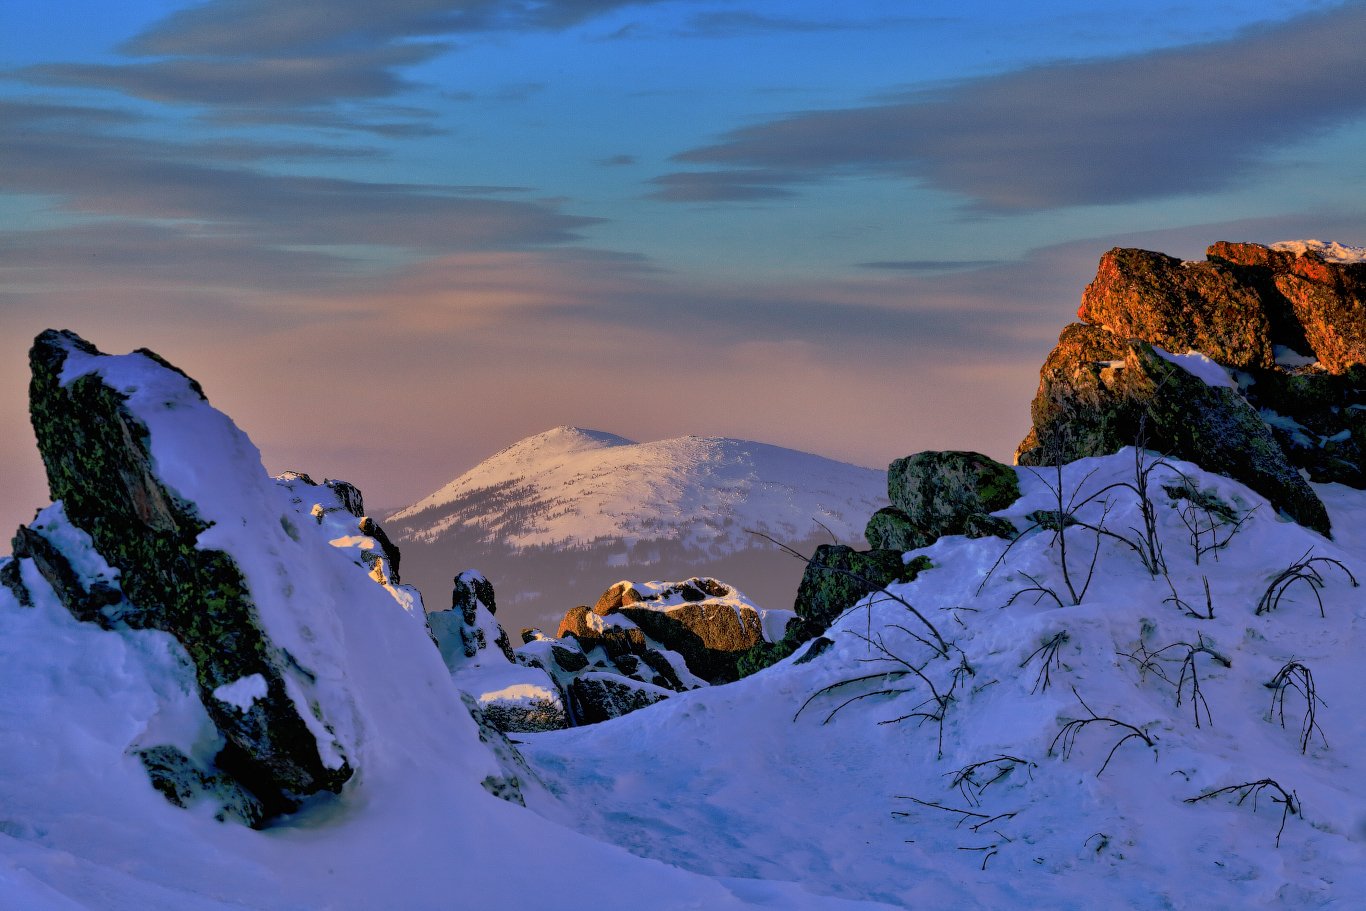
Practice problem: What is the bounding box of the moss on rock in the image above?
[27,330,352,821]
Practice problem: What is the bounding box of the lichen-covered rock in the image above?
[568,673,670,725]
[886,451,1020,546]
[864,506,927,552]
[1206,241,1366,373]
[1078,247,1275,370]
[793,545,920,631]
[1017,328,1331,535]
[27,330,352,820]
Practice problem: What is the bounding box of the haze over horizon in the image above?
[4,0,1366,537]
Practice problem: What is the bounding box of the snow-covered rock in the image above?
[431,571,567,733]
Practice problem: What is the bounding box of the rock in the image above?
[432,572,567,734]
[793,545,918,631]
[324,479,365,518]
[864,507,928,552]
[1206,241,1366,373]
[1017,322,1144,464]
[1078,247,1275,370]
[592,577,786,684]
[430,571,515,668]
[275,472,407,588]
[889,451,1020,521]
[556,604,649,659]
[1017,327,1330,535]
[568,673,670,725]
[135,745,265,827]
[879,450,1021,551]
[27,330,352,821]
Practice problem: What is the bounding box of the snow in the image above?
[387,425,887,552]
[1270,239,1366,263]
[211,675,267,712]
[1273,346,1318,369]
[520,452,1366,909]
[1152,346,1237,390]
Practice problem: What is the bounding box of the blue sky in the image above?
[2,0,1365,531]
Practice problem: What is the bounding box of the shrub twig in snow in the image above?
[795,630,966,758]
[1184,779,1301,847]
[1118,634,1230,728]
[1163,574,1215,620]
[1265,661,1326,754]
[1019,631,1069,694]
[947,755,1036,807]
[1255,549,1358,618]
[1049,687,1156,777]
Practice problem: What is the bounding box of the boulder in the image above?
[593,577,787,684]
[432,571,567,734]
[886,451,1020,545]
[568,673,670,725]
[864,506,926,552]
[793,545,922,631]
[1078,247,1275,370]
[26,330,353,821]
[1206,240,1366,373]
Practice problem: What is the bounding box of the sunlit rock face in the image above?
[1017,241,1366,536]
[517,576,797,724]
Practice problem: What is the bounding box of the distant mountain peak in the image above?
[387,428,885,552]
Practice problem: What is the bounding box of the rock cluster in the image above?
[788,450,1018,636]
[513,576,793,724]
[1018,241,1366,535]
[431,571,567,734]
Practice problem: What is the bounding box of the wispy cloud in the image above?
[16,0,689,120]
[660,2,1366,211]
[0,103,596,252]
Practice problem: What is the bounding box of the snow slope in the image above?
[522,452,1366,909]
[389,425,886,552]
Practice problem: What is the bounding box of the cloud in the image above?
[644,169,804,202]
[0,108,598,252]
[665,2,1366,211]
[16,0,688,117]
[677,11,949,38]
[858,260,1004,273]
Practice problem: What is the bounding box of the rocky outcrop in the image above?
[1079,247,1276,370]
[1018,241,1366,536]
[25,330,352,822]
[432,572,566,734]
[593,578,780,683]
[277,472,407,588]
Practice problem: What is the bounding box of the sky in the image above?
[3,0,1366,537]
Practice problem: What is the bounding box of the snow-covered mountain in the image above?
[386,426,888,631]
